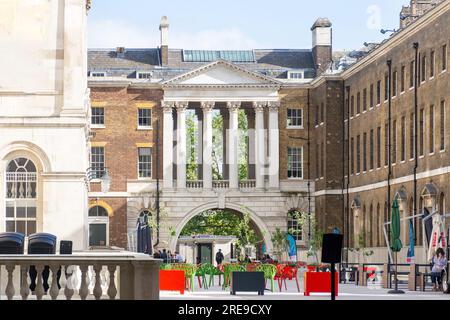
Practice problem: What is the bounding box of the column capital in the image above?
[227,101,241,112]
[252,102,266,113]
[162,101,174,113]
[201,101,215,112]
[175,101,189,111]
[268,101,281,112]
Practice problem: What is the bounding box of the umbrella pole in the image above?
[388,251,405,294]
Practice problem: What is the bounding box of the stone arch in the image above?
[0,141,51,173]
[169,202,272,253]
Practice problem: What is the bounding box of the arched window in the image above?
[287,210,303,241]
[369,204,374,247]
[377,203,381,247]
[439,193,446,215]
[88,206,108,217]
[5,158,37,236]
[88,206,109,246]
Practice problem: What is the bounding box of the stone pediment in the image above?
[162,60,281,88]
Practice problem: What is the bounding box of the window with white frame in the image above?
[287,210,303,241]
[288,71,303,79]
[137,72,152,79]
[287,108,303,128]
[287,147,303,179]
[91,72,106,77]
[138,109,152,128]
[5,158,37,236]
[91,147,105,179]
[91,107,105,126]
[138,148,152,178]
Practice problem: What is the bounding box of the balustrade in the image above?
[0,253,160,300]
[186,180,203,189]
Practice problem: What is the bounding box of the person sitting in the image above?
[431,247,447,291]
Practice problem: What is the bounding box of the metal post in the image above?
[331,262,336,300]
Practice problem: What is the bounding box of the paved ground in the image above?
[161,276,450,300]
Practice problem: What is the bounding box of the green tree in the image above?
[180,210,243,236]
[271,228,289,261]
[186,111,198,180]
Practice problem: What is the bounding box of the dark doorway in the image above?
[197,243,212,264]
[89,224,107,246]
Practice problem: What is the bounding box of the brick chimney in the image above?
[159,16,169,66]
[311,18,333,75]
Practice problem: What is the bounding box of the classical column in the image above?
[268,101,280,189]
[220,109,229,180]
[176,102,188,189]
[246,108,256,180]
[227,102,241,189]
[162,101,174,189]
[202,102,215,189]
[254,102,266,189]
[195,109,203,180]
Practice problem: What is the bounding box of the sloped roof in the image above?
[88,49,160,70]
[87,48,315,72]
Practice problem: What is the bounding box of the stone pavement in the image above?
[161,276,450,300]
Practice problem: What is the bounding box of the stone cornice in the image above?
[163,83,280,89]
[162,59,282,89]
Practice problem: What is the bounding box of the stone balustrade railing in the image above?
[186,180,203,189]
[0,253,160,300]
[213,180,229,189]
[239,180,256,189]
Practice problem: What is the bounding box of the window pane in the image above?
[16,221,26,235]
[6,221,15,232]
[27,221,36,236]
[6,202,14,217]
[17,206,26,218]
[27,206,37,218]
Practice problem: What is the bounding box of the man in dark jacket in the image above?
[215,249,224,266]
[161,249,168,263]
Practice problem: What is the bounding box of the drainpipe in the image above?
[307,89,312,242]
[345,85,351,261]
[154,117,161,249]
[387,59,393,264]
[413,42,419,245]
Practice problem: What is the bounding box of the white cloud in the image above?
[88,19,262,49]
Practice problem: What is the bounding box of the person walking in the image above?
[161,249,168,264]
[215,249,224,266]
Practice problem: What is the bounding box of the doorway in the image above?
[197,243,212,264]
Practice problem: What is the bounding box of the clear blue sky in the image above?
[88,0,408,50]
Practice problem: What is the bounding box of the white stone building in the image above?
[0,0,90,250]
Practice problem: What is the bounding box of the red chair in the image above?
[281,265,300,292]
[274,264,287,291]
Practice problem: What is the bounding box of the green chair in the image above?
[171,263,197,292]
[201,263,222,288]
[222,264,246,290]
[256,264,277,292]
[195,264,210,290]
[160,263,172,270]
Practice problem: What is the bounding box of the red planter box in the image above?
[304,272,338,296]
[160,270,185,294]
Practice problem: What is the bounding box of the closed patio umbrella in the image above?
[389,199,404,294]
[427,212,444,262]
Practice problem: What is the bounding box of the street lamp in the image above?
[100,168,111,193]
